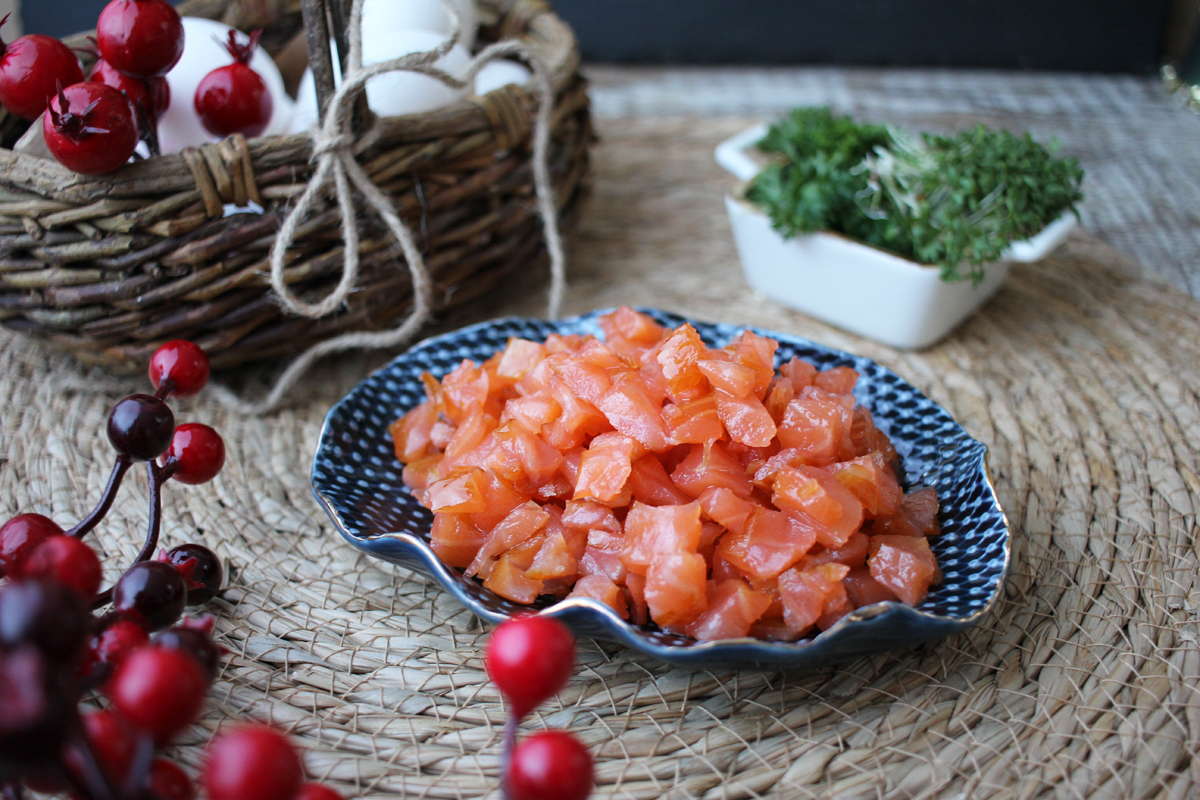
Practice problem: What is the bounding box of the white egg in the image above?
[360,0,478,50]
[159,17,294,155]
[289,30,469,132]
[474,59,531,96]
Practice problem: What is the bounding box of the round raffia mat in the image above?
[5,117,1200,799]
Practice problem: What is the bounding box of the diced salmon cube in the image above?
[598,306,666,351]
[727,330,777,398]
[441,359,501,424]
[567,574,629,619]
[801,531,869,569]
[625,572,649,626]
[711,552,743,582]
[620,501,702,575]
[545,379,610,451]
[849,405,897,464]
[578,528,627,583]
[645,553,708,628]
[427,468,488,513]
[466,501,550,578]
[494,422,565,489]
[596,372,670,451]
[764,380,795,425]
[389,401,437,463]
[663,395,725,445]
[772,465,864,549]
[402,454,444,492]
[552,352,613,405]
[441,408,498,472]
[574,432,639,504]
[469,471,532,532]
[697,358,758,398]
[656,324,710,401]
[779,357,817,392]
[628,455,693,506]
[776,386,854,466]
[715,390,777,448]
[501,391,561,435]
[685,579,773,641]
[843,566,899,607]
[900,488,940,536]
[698,486,756,536]
[562,499,621,535]
[777,562,850,635]
[868,535,939,606]
[484,551,543,604]
[814,366,859,394]
[430,513,486,568]
[545,333,586,354]
[671,441,753,499]
[717,506,818,580]
[496,337,547,381]
[815,591,854,630]
[526,531,580,581]
[827,454,902,517]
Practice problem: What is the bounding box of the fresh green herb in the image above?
[743,107,1085,283]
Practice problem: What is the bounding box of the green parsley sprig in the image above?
[743,107,1085,284]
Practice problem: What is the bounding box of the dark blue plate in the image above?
[311,309,1010,668]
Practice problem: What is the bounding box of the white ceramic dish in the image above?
[715,123,1077,349]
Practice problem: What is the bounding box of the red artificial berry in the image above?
[0,579,90,662]
[79,615,149,684]
[162,543,224,605]
[22,535,102,600]
[108,645,208,745]
[0,513,63,579]
[484,616,576,720]
[44,82,138,175]
[153,624,222,683]
[66,707,138,787]
[203,723,303,800]
[0,15,84,120]
[163,424,225,485]
[149,758,196,800]
[149,340,210,398]
[107,393,175,461]
[113,560,188,631]
[96,0,184,79]
[90,58,170,119]
[506,731,594,800]
[194,30,273,138]
[294,785,345,800]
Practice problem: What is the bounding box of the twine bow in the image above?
[217,0,566,413]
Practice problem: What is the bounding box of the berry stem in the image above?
[118,732,156,800]
[154,377,174,401]
[67,455,133,540]
[92,459,178,610]
[501,714,517,800]
[62,724,119,800]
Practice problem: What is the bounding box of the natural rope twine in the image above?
[213,0,566,414]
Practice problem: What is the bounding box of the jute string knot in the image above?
[213,0,567,414]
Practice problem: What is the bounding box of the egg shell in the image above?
[361,0,478,51]
[474,59,531,96]
[159,17,294,154]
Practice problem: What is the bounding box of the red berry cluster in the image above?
[0,0,182,173]
[485,617,594,800]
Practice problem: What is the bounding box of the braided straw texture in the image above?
[0,0,591,373]
[4,117,1199,798]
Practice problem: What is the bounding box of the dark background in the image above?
[23,0,1174,74]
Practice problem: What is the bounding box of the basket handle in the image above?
[299,0,338,128]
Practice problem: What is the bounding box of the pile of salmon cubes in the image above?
[391,308,941,642]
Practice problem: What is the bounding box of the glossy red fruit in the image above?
[113,560,188,632]
[164,424,225,485]
[507,731,594,800]
[195,30,272,138]
[90,58,170,119]
[162,543,224,605]
[0,513,63,579]
[107,393,175,461]
[44,82,138,175]
[108,646,208,744]
[149,758,196,800]
[294,785,345,800]
[96,0,184,79]
[204,723,303,800]
[149,340,210,398]
[66,708,138,787]
[22,535,102,600]
[79,615,149,684]
[0,18,83,119]
[484,616,575,720]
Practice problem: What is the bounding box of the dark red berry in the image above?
[162,543,223,605]
[44,81,139,175]
[484,616,575,720]
[113,560,188,632]
[0,579,90,662]
[149,757,195,800]
[163,424,225,485]
[96,0,184,79]
[0,513,63,579]
[0,645,74,779]
[294,785,345,800]
[149,340,210,398]
[22,535,102,600]
[203,723,303,800]
[107,393,175,461]
[506,731,593,800]
[0,19,84,119]
[153,625,221,683]
[66,707,138,788]
[108,645,207,745]
[90,57,170,119]
[195,30,272,138]
[79,615,149,685]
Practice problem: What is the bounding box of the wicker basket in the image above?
[0,0,591,372]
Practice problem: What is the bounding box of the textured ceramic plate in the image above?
[311,309,1011,668]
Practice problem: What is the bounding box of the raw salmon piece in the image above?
[562,499,622,535]
[827,454,902,517]
[868,535,939,606]
[685,579,773,641]
[597,306,666,355]
[389,401,437,463]
[815,591,854,630]
[814,366,859,394]
[764,380,796,425]
[496,337,547,381]
[469,470,531,532]
[495,422,565,489]
[777,562,850,635]
[779,356,817,392]
[663,395,725,445]
[429,420,456,451]
[671,441,754,499]
[501,391,561,434]
[430,513,486,568]
[441,408,498,472]
[801,531,869,569]
[645,553,708,628]
[545,333,586,354]
[727,330,777,398]
[628,455,693,506]
[698,486,756,536]
[711,552,743,582]
[900,488,940,536]
[717,506,818,580]
[441,360,500,424]
[656,323,710,401]
[697,358,758,398]
[620,501,703,575]
[596,372,671,451]
[776,387,854,466]
[574,432,639,504]
[402,454,444,492]
[772,465,864,549]
[715,390,777,448]
[427,468,488,514]
[545,379,610,451]
[698,521,723,562]
[553,351,613,405]
[578,528,627,583]
[848,405,897,462]
[526,531,580,580]
[484,551,543,604]
[568,574,629,619]
[843,566,899,606]
[625,572,649,625]
[466,500,550,578]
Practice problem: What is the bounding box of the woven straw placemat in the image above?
[4,116,1199,799]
